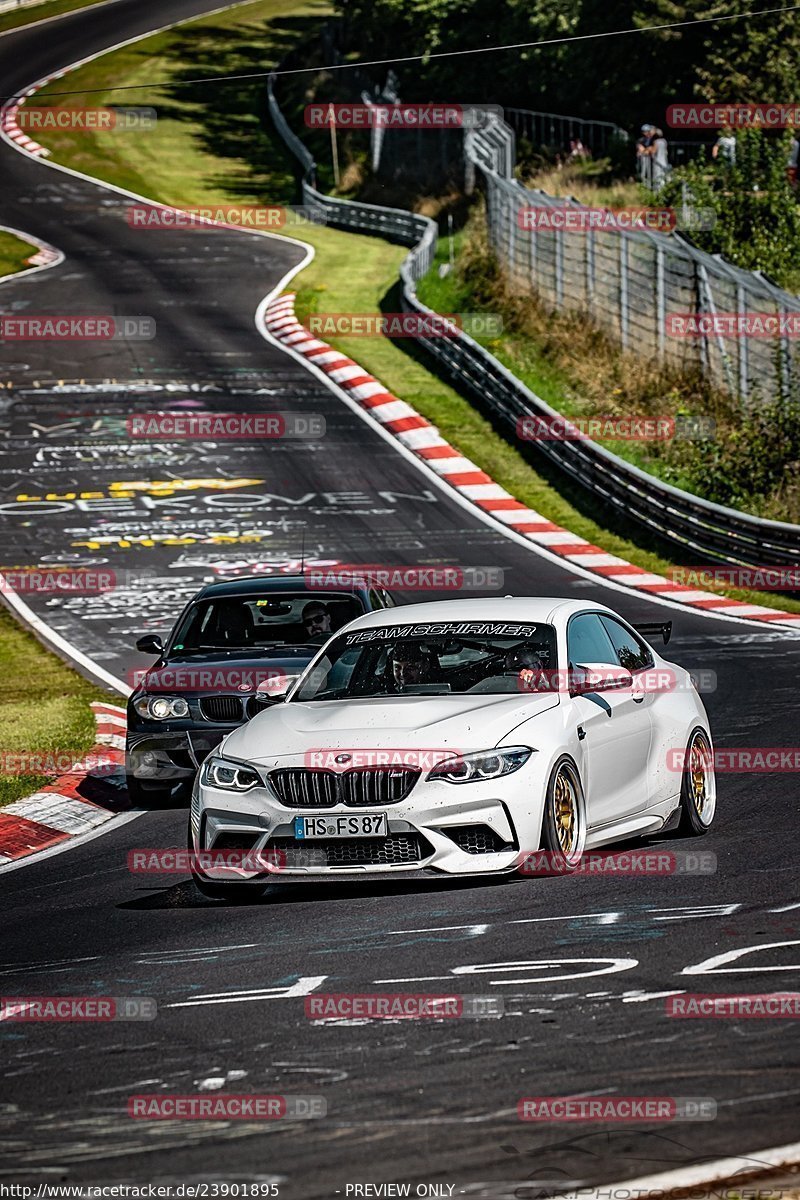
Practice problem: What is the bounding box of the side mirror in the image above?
[254,676,290,706]
[570,662,633,696]
[136,635,164,655]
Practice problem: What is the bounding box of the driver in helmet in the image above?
[387,643,436,691]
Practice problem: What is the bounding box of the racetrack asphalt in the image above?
[1,1,799,1192]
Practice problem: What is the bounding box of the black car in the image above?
[125,575,395,803]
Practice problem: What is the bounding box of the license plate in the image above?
[293,813,388,839]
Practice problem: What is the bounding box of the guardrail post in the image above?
[656,244,665,359]
[697,263,735,395]
[586,228,595,310]
[619,236,629,350]
[555,219,564,305]
[736,282,748,397]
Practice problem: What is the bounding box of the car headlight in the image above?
[134,695,189,720]
[201,755,262,792]
[427,746,533,784]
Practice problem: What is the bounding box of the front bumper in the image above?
[190,760,546,880]
[127,727,234,785]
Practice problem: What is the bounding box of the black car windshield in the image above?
[170,592,364,652]
[293,620,558,700]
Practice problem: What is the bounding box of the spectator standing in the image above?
[651,128,670,187]
[636,123,656,185]
[712,124,736,164]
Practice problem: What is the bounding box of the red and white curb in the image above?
[265,293,800,630]
[0,59,76,155]
[0,703,127,864]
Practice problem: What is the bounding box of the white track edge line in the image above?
[560,1138,800,1200]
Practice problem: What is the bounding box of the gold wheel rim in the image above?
[554,768,578,856]
[689,734,710,816]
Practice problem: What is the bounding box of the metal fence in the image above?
[469,114,800,403]
[505,108,627,157]
[267,74,800,565]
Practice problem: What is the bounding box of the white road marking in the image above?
[376,958,639,986]
[681,939,800,974]
[165,976,328,1008]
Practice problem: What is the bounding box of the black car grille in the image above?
[211,831,260,851]
[446,825,511,854]
[269,768,419,808]
[199,696,244,723]
[270,833,430,867]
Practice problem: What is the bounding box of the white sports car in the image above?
[189,597,716,899]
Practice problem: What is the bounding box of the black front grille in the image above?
[270,769,338,808]
[446,825,510,854]
[270,833,430,867]
[211,831,259,851]
[269,768,419,808]
[199,696,244,723]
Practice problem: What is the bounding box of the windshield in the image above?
[293,620,558,701]
[171,592,365,653]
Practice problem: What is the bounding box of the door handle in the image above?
[577,725,586,740]
[632,694,645,703]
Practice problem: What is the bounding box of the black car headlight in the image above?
[133,695,189,720]
[201,755,262,792]
[427,746,533,784]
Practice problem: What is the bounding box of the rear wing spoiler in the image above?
[634,620,672,645]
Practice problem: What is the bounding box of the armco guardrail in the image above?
[267,74,800,568]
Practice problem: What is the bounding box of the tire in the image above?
[539,755,587,872]
[126,774,174,807]
[187,826,266,904]
[677,727,716,835]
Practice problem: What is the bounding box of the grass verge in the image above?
[0,230,36,278]
[0,608,115,807]
[28,0,800,615]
